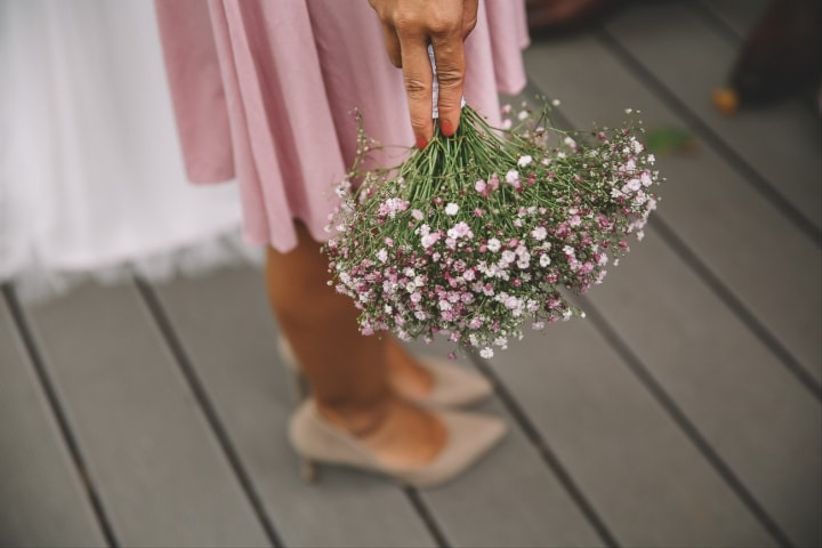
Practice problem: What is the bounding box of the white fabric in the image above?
[0,0,257,302]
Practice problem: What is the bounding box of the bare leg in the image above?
[265,222,445,468]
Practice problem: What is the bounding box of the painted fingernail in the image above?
[416,135,428,149]
[440,119,454,137]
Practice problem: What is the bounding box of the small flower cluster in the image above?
[323,101,664,358]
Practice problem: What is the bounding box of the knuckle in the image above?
[409,118,429,132]
[464,17,477,34]
[428,15,459,34]
[436,66,464,89]
[393,12,422,31]
[404,76,429,96]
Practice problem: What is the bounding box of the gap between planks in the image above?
[1,284,120,548]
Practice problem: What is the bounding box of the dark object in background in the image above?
[526,0,625,34]
[715,0,822,114]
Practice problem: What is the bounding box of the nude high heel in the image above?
[283,355,320,482]
[276,333,493,408]
[288,397,507,488]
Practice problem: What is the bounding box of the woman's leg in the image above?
[265,222,445,467]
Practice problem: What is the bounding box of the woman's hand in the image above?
[368,0,478,148]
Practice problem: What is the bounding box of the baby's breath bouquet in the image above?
[323,100,663,358]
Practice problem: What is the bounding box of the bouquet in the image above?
[323,100,663,358]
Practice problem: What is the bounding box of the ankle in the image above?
[316,396,393,438]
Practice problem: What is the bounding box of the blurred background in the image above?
[1,1,820,547]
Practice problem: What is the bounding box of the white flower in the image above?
[377,248,388,263]
[501,250,516,264]
[517,110,529,120]
[447,221,473,240]
[505,169,520,185]
[444,202,459,216]
[501,118,512,130]
[411,209,424,221]
[563,245,575,256]
[517,155,533,168]
[647,154,656,165]
[439,300,452,311]
[474,180,487,193]
[539,254,551,267]
[479,347,494,359]
[551,99,561,106]
[530,226,547,241]
[563,136,577,148]
[487,238,501,252]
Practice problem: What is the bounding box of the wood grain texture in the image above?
[150,267,437,548]
[483,310,774,547]
[0,297,106,547]
[21,282,270,547]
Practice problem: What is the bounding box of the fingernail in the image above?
[440,119,454,137]
[416,135,428,149]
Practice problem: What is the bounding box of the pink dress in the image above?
[155,0,529,251]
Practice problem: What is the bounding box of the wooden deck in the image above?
[2,1,820,546]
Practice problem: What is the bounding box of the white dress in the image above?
[0,0,256,302]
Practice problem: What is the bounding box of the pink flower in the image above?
[487,174,500,192]
[421,231,441,249]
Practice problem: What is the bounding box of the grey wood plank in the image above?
[22,282,270,547]
[0,297,106,547]
[408,338,605,548]
[700,0,769,37]
[153,265,605,548]
[525,31,822,546]
[524,33,822,384]
[484,305,775,547]
[582,227,822,547]
[150,267,437,548]
[605,1,822,230]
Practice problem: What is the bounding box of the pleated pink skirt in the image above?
[155,0,529,251]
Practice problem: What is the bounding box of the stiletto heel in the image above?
[281,344,320,483]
